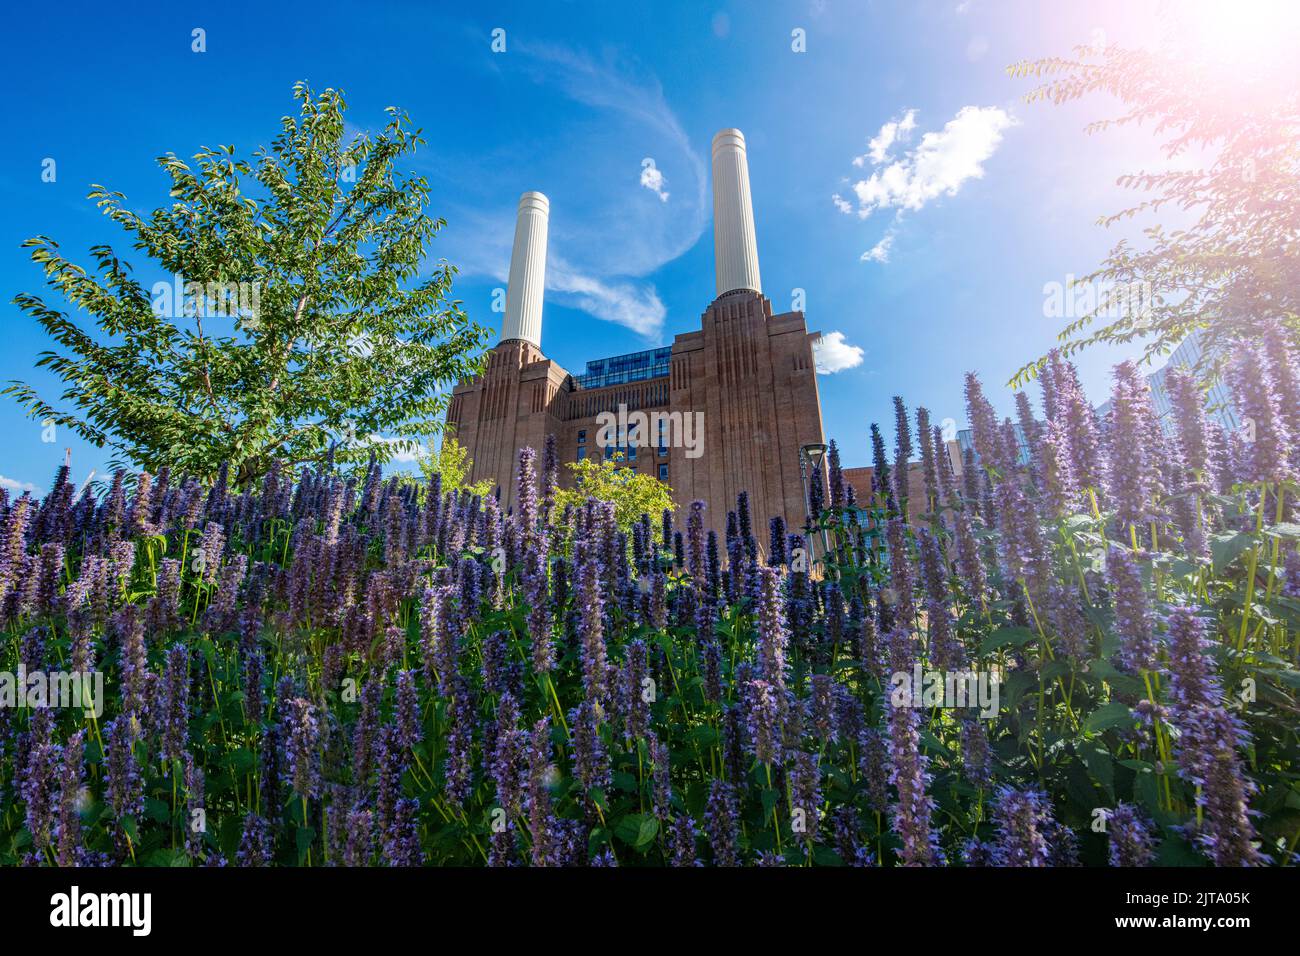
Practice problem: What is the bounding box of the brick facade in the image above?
[446,290,826,540]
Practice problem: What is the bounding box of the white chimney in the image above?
[711,128,762,297]
[501,191,549,347]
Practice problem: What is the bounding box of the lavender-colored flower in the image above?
[687,500,706,588]
[1164,607,1267,866]
[809,674,837,745]
[885,518,917,630]
[237,814,273,867]
[669,814,701,866]
[1105,362,1161,533]
[1106,803,1155,866]
[1192,708,1267,866]
[394,669,421,748]
[525,553,555,675]
[569,699,610,798]
[642,731,672,820]
[964,373,1006,476]
[525,717,556,867]
[893,396,914,511]
[768,516,787,567]
[55,730,86,867]
[961,838,996,867]
[157,644,190,764]
[21,711,58,849]
[184,753,205,859]
[744,678,784,767]
[857,727,889,815]
[444,680,475,808]
[343,807,374,866]
[490,692,524,816]
[1261,322,1300,470]
[1164,607,1221,719]
[1227,342,1294,484]
[788,749,822,841]
[103,717,143,823]
[284,697,322,799]
[1050,352,1105,495]
[704,780,739,867]
[1107,547,1156,673]
[990,786,1052,867]
[383,797,423,867]
[754,566,789,690]
[1165,365,1214,482]
[481,630,510,696]
[960,718,993,789]
[883,627,941,866]
[621,639,650,740]
[575,535,608,705]
[1037,418,1077,517]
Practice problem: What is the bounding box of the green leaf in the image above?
[1080,743,1115,798]
[1210,531,1253,573]
[1083,701,1134,734]
[613,813,659,849]
[980,626,1037,654]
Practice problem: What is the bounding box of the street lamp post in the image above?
[799,442,830,570]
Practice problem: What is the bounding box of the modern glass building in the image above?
[573,346,672,390]
[1144,331,1240,434]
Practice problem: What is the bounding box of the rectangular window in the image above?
[628,444,637,461]
[658,464,669,481]
[577,429,586,444]
[577,446,586,461]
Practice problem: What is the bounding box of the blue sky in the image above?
[0,0,1235,494]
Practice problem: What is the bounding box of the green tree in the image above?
[6,83,489,483]
[1007,12,1299,387]
[416,431,493,498]
[554,453,675,533]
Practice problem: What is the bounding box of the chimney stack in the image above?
[500,191,550,347]
[711,128,762,298]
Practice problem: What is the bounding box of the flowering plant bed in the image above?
[2,333,1298,867]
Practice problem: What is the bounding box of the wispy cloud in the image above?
[0,475,41,496]
[549,256,666,337]
[836,106,1016,262]
[855,109,916,167]
[860,232,894,263]
[813,331,865,374]
[437,42,706,340]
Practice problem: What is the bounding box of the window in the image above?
[658,464,669,481]
[577,429,587,445]
[577,446,586,461]
[658,418,667,456]
[628,443,637,461]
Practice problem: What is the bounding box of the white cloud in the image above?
[855,109,917,167]
[0,475,41,496]
[549,257,666,336]
[640,160,669,202]
[847,106,1017,218]
[813,331,865,374]
[831,193,854,215]
[861,233,894,263]
[371,435,424,464]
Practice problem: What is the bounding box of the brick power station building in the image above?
[446,129,827,539]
